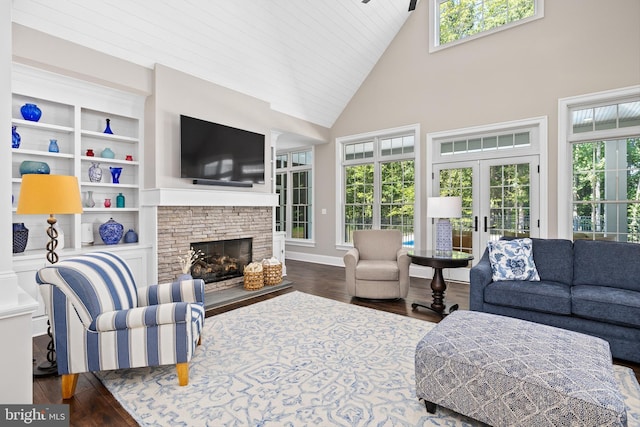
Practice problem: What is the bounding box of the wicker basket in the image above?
[243,270,264,290]
[263,262,283,286]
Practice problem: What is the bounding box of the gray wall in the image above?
[299,0,640,261]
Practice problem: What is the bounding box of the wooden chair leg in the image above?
[197,335,202,346]
[176,363,189,386]
[61,373,79,399]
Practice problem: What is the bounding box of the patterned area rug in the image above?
[97,291,640,426]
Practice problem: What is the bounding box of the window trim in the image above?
[557,85,640,240]
[335,124,421,250]
[429,0,544,53]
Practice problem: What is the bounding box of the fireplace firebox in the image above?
[190,238,252,284]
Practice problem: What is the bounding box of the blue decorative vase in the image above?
[12,223,29,253]
[110,167,122,183]
[116,192,125,208]
[88,162,102,182]
[103,118,113,134]
[177,273,193,282]
[19,160,50,176]
[48,139,59,153]
[124,229,138,243]
[99,218,124,245]
[101,147,115,158]
[12,126,21,148]
[20,103,42,122]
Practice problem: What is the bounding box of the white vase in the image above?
[81,223,94,245]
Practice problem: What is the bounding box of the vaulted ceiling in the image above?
[12,0,418,128]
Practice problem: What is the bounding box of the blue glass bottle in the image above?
[103,118,113,134]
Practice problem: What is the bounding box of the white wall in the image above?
[2,5,39,404]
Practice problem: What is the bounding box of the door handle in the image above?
[474,216,478,232]
[484,216,488,233]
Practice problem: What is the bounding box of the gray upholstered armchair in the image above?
[343,229,410,299]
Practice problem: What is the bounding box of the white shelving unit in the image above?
[11,64,150,335]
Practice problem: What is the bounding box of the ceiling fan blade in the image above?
[408,0,417,11]
[362,0,371,3]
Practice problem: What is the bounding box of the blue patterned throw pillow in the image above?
[487,238,540,282]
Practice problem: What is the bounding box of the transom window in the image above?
[341,131,416,247]
[571,101,640,134]
[440,131,530,156]
[430,0,543,52]
[276,149,313,241]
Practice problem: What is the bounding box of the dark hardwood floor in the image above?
[33,259,640,426]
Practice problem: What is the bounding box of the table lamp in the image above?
[427,196,462,256]
[17,174,83,376]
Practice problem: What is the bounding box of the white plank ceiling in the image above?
[11,0,418,128]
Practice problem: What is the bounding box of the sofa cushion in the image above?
[484,280,572,315]
[572,285,640,328]
[503,237,574,285]
[487,238,540,282]
[573,240,640,292]
[355,260,399,281]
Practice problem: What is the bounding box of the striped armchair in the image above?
[36,251,205,399]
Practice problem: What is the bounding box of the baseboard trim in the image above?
[286,251,344,267]
[286,251,436,279]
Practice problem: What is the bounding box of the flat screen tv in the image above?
[180,115,265,187]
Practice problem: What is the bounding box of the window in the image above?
[276,150,313,241]
[439,130,531,156]
[571,138,640,242]
[340,131,416,247]
[558,89,640,243]
[430,0,543,52]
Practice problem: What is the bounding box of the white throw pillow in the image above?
[487,238,540,282]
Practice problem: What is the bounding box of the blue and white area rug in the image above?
[97,291,640,426]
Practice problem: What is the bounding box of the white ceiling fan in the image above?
[362,0,417,11]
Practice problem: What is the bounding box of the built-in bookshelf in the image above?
[10,63,150,334]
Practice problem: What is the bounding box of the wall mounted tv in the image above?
[180,115,266,187]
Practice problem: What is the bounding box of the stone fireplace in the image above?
[190,237,253,284]
[156,204,273,292]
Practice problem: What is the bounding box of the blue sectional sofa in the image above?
[470,238,640,363]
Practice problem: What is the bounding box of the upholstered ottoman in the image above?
[415,311,627,426]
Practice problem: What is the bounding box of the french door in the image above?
[433,155,540,281]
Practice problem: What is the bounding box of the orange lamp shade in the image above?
[17,175,83,215]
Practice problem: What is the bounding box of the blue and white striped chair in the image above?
[36,251,205,399]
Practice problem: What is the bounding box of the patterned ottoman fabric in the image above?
[415,311,627,427]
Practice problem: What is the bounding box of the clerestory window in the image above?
[430,0,543,52]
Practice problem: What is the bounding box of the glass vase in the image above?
[84,190,95,208]
[20,103,42,122]
[12,126,20,148]
[103,118,113,134]
[88,162,102,182]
